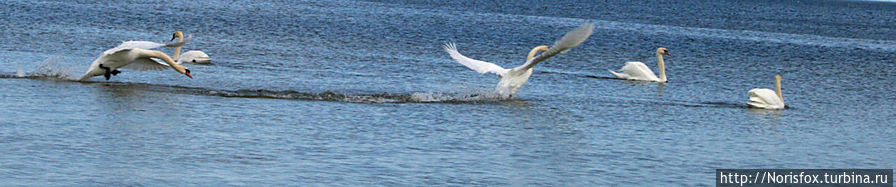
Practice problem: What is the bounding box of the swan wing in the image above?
[120,57,173,71]
[618,61,659,81]
[443,42,509,76]
[517,22,594,70]
[102,35,192,56]
[747,88,784,109]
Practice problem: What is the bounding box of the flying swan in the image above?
[609,48,670,82]
[747,75,785,109]
[78,38,193,81]
[443,22,594,98]
[171,31,211,64]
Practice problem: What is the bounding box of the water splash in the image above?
[29,58,78,80]
[409,89,507,103]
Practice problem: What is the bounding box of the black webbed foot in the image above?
[98,64,117,80]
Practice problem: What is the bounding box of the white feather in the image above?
[102,36,190,56]
[609,61,660,81]
[178,50,211,64]
[517,22,594,70]
[443,22,595,98]
[747,88,785,109]
[443,42,509,76]
[122,58,172,71]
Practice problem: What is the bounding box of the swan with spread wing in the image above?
[79,37,193,81]
[443,23,594,98]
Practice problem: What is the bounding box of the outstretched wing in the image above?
[516,22,595,70]
[443,42,509,76]
[120,57,173,71]
[102,35,192,56]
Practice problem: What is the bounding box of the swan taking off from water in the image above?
[171,31,211,64]
[609,48,670,82]
[747,75,785,109]
[79,39,193,81]
[443,23,595,98]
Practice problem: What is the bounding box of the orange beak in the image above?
[664,51,671,56]
[185,72,193,79]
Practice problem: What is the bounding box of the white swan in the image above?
[171,31,211,64]
[609,48,670,82]
[443,23,594,98]
[747,75,785,109]
[79,39,192,81]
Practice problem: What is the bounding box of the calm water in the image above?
[1,0,895,185]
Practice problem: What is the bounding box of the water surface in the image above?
[1,0,895,185]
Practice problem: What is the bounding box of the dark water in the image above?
[1,0,895,185]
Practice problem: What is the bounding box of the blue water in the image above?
[1,0,895,185]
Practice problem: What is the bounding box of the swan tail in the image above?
[746,102,761,108]
[746,101,774,109]
[608,69,626,79]
[78,74,91,81]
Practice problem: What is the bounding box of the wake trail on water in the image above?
[1,69,514,104]
[539,70,618,80]
[2,69,771,108]
[596,95,750,109]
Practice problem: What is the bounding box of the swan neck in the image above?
[146,49,185,73]
[657,52,666,82]
[174,35,183,59]
[775,75,783,103]
[527,46,549,61]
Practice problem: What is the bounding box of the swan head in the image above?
[656,47,670,56]
[184,68,192,79]
[171,31,184,41]
[171,64,192,79]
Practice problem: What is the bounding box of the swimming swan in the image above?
[171,31,211,64]
[747,75,785,109]
[609,48,670,82]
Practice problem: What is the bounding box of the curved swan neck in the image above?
[527,46,550,61]
[142,49,186,74]
[173,31,184,59]
[657,52,666,82]
[775,75,783,103]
